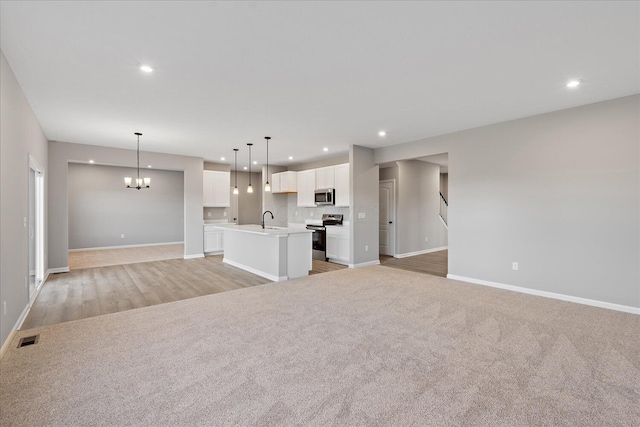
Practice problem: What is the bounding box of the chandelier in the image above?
[124,132,150,190]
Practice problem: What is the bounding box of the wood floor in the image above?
[24,254,348,330]
[379,250,448,277]
[68,244,184,270]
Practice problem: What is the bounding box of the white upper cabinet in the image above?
[272,171,297,193]
[297,169,316,207]
[315,166,335,190]
[203,170,230,207]
[334,163,350,207]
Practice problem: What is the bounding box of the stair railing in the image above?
[439,192,448,226]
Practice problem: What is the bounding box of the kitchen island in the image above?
[211,224,313,281]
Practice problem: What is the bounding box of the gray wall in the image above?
[375,94,640,308]
[350,145,379,266]
[49,141,204,268]
[1,51,49,347]
[262,165,289,227]
[68,163,184,249]
[380,165,399,182]
[235,171,262,225]
[440,173,448,201]
[396,160,448,254]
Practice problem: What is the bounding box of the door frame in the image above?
[379,179,396,257]
[28,154,45,303]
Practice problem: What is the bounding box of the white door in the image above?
[28,155,45,303]
[379,180,396,256]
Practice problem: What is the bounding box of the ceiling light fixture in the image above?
[147,165,152,168]
[243,166,248,170]
[323,147,328,152]
[140,65,154,73]
[288,156,293,160]
[124,132,150,190]
[221,157,225,161]
[89,160,94,164]
[264,136,271,192]
[233,149,239,195]
[566,80,581,88]
[378,131,387,137]
[247,143,253,193]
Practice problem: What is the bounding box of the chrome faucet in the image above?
[261,210,274,229]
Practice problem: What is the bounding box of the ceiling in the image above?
[1,1,638,167]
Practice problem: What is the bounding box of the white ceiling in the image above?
[1,1,638,167]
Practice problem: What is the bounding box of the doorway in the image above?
[28,155,45,303]
[379,180,396,256]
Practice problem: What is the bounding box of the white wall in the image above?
[68,163,184,249]
[0,51,49,347]
[49,141,204,269]
[375,95,640,309]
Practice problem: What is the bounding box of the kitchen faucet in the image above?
[261,211,274,229]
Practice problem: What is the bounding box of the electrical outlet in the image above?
[223,212,227,217]
[24,277,27,289]
[295,210,298,216]
[207,212,212,217]
[512,262,519,271]
[425,236,429,242]
[23,217,27,228]
[365,245,369,252]
[3,301,6,316]
[121,234,125,239]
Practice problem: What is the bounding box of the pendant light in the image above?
[264,136,271,192]
[124,132,150,190]
[233,148,239,195]
[247,143,253,193]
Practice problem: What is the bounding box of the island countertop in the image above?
[208,223,312,236]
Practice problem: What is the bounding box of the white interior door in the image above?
[379,180,396,256]
[29,155,45,303]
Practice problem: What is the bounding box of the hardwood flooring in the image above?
[380,250,448,277]
[24,253,348,330]
[68,244,184,270]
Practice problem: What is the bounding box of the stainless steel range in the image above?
[306,214,343,261]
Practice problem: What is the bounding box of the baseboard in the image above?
[446,274,640,315]
[183,253,205,260]
[69,241,184,252]
[204,250,224,256]
[349,260,381,268]
[395,246,448,259]
[222,258,285,282]
[327,258,349,266]
[47,267,70,274]
[0,303,31,360]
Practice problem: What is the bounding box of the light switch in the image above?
[358,212,366,219]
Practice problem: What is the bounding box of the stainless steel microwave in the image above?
[314,188,335,205]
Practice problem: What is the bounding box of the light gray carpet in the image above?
[1,266,639,426]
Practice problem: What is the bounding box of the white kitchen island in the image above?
[213,224,313,282]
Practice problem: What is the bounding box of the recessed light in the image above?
[89,160,94,164]
[253,161,257,165]
[147,165,152,168]
[566,80,581,88]
[220,157,225,161]
[288,156,294,160]
[243,166,248,170]
[378,131,386,137]
[140,65,154,73]
[323,147,329,152]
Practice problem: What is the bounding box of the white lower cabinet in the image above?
[204,226,224,253]
[326,226,349,263]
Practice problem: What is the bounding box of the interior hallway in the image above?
[380,249,448,277]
